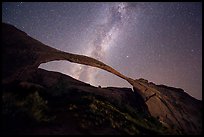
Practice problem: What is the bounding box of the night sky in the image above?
[2,2,202,100]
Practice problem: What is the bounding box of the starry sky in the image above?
[2,2,202,100]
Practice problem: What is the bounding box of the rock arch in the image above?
[3,23,194,134]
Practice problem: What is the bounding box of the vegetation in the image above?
[65,94,170,135]
[2,88,53,127]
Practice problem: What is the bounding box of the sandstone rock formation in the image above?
[2,23,202,134]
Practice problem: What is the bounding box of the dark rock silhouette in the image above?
[2,23,202,135]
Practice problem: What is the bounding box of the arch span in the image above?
[35,49,152,100]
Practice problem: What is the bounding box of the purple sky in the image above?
[2,2,202,100]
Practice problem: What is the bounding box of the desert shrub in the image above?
[22,91,51,122]
[2,90,53,125]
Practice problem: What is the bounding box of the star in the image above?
[2,2,202,100]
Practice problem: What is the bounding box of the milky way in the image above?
[2,2,202,100]
[72,3,130,84]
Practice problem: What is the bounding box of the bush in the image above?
[2,90,53,125]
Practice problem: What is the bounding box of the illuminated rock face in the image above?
[2,23,201,134]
